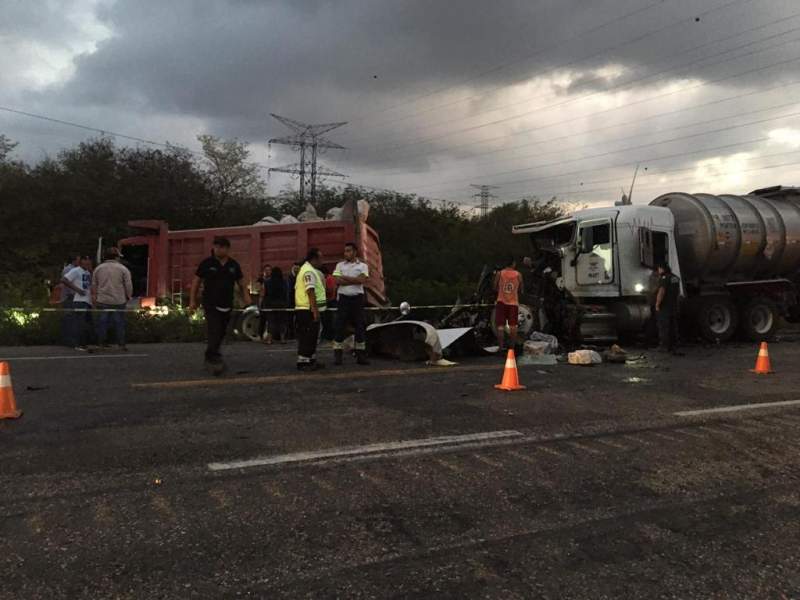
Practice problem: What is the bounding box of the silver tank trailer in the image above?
[650,191,800,282]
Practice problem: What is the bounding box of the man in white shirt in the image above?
[59,254,79,346]
[61,255,94,350]
[332,242,370,366]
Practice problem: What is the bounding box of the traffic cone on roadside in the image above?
[0,362,22,419]
[750,342,774,375]
[495,349,526,391]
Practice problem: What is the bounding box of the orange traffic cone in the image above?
[750,342,774,375]
[495,349,526,391]
[0,362,22,419]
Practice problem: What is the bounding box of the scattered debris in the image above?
[297,203,321,222]
[623,376,650,384]
[529,331,559,352]
[518,354,558,366]
[603,344,628,364]
[568,349,602,365]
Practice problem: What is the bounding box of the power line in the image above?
[0,105,192,153]
[347,45,800,182]
[472,146,800,200]
[524,152,800,201]
[357,28,800,161]
[377,93,800,185]
[361,111,800,201]
[340,0,763,145]
[349,10,800,152]
[344,0,672,125]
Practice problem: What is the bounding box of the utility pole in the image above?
[268,114,347,203]
[471,184,500,218]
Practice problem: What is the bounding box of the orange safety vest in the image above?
[496,268,521,306]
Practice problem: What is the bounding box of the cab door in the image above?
[575,220,614,286]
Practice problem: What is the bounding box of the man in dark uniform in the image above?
[655,263,681,354]
[189,237,252,375]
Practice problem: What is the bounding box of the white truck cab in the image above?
[514,205,682,341]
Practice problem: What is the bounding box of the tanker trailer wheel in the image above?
[740,296,778,342]
[696,296,738,343]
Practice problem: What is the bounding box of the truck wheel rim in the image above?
[750,305,773,334]
[708,305,731,334]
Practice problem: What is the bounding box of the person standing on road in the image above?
[285,261,301,340]
[262,266,288,344]
[189,237,252,375]
[493,257,524,351]
[320,266,337,341]
[655,263,681,354]
[62,255,94,351]
[295,248,327,371]
[59,254,80,347]
[332,242,370,366]
[92,247,133,351]
[257,264,272,341]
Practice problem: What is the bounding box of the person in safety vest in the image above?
[493,257,524,351]
[294,247,327,371]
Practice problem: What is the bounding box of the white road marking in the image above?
[566,441,602,455]
[651,432,682,443]
[0,353,148,361]
[595,438,628,450]
[697,425,733,436]
[675,399,800,417]
[533,445,567,458]
[674,428,707,440]
[208,430,523,471]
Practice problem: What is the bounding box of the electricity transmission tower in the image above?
[471,184,500,218]
[268,114,348,202]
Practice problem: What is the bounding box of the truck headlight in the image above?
[634,283,645,293]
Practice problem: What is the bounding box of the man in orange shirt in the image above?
[493,257,524,351]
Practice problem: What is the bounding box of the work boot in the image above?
[334,349,343,366]
[356,350,370,365]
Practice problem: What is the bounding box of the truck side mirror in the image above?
[579,227,594,254]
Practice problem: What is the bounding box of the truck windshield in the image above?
[531,221,575,251]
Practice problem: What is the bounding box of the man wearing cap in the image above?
[294,248,327,371]
[92,247,133,351]
[189,237,252,375]
[332,242,370,366]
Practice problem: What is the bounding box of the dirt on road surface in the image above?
[1,341,800,599]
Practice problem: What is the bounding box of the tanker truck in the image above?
[512,185,800,343]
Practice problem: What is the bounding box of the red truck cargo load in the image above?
[118,199,387,306]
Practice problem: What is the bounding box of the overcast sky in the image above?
[2,0,800,210]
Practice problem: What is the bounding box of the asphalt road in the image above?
[1,339,800,599]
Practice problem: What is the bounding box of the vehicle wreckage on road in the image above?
[513,185,800,343]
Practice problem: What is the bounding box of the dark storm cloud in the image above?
[49,0,795,127]
[5,0,800,201]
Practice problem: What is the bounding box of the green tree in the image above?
[0,134,17,163]
[197,134,268,222]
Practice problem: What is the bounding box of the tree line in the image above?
[0,134,565,306]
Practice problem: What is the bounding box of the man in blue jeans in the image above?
[61,255,94,350]
[92,247,133,351]
[59,254,80,347]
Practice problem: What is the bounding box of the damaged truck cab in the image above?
[514,187,800,343]
[514,206,680,343]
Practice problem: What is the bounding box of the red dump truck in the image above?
[118,200,387,307]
